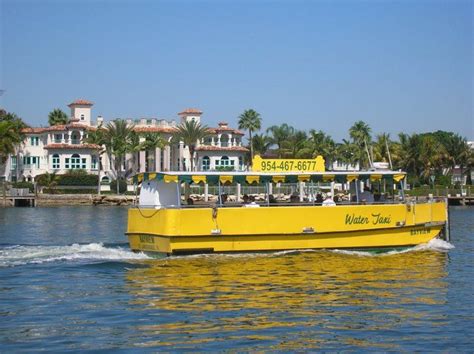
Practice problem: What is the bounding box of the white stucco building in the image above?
[1,100,248,183]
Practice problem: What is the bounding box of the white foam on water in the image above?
[0,243,150,267]
[331,238,455,257]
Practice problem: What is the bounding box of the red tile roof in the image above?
[133,126,177,134]
[208,127,245,135]
[44,143,101,150]
[178,108,202,115]
[21,123,96,134]
[68,99,93,106]
[195,145,249,152]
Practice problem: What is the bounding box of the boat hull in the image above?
[127,202,448,255]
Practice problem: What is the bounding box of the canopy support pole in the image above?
[265,182,270,206]
[218,180,223,206]
[176,182,181,207]
[355,180,360,204]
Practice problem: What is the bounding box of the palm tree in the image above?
[349,120,372,169]
[103,120,135,194]
[266,123,294,158]
[140,132,168,171]
[398,133,423,185]
[173,120,210,171]
[336,139,358,170]
[83,126,106,195]
[373,133,393,165]
[238,109,262,164]
[48,109,69,126]
[287,130,312,158]
[442,134,471,179]
[127,131,142,175]
[418,135,445,182]
[0,112,26,164]
[252,134,271,157]
[308,129,337,164]
[38,172,59,194]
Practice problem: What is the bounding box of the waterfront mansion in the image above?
[1,99,248,183]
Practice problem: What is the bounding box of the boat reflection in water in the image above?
[125,248,449,350]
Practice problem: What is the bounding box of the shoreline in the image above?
[1,194,137,207]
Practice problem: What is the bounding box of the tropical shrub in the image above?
[12,181,34,192]
[110,179,128,194]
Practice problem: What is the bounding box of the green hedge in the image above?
[36,173,98,186]
[43,188,97,194]
[12,181,34,192]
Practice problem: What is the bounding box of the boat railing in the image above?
[133,198,446,210]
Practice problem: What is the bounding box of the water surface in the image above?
[0,206,472,351]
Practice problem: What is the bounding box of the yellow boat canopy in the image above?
[133,171,406,185]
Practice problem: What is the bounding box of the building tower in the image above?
[68,99,93,126]
[178,108,203,125]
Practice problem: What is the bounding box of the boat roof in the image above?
[134,170,406,184]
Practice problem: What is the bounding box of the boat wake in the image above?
[331,238,455,257]
[0,243,150,267]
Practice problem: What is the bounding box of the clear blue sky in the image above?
[1,0,472,142]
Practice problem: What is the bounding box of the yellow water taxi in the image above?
[127,157,449,255]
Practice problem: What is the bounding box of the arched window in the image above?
[220,156,229,167]
[101,176,110,184]
[65,154,81,169]
[202,156,210,171]
[52,154,60,170]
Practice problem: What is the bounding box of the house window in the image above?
[54,134,62,143]
[10,156,17,170]
[220,134,229,147]
[30,137,39,146]
[66,154,81,169]
[221,156,229,166]
[82,158,87,169]
[91,156,97,170]
[80,114,85,120]
[202,156,210,171]
[23,156,40,168]
[71,132,80,145]
[52,154,60,170]
[239,156,243,169]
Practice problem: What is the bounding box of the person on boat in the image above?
[186,197,194,205]
[290,192,299,203]
[315,193,324,204]
[242,194,250,204]
[220,193,228,204]
[360,187,374,204]
[322,193,336,206]
[245,195,260,207]
[269,194,277,204]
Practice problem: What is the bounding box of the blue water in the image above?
[0,206,473,351]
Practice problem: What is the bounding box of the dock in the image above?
[2,188,37,207]
[448,196,474,206]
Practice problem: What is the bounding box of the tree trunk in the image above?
[115,156,120,195]
[97,153,102,196]
[249,130,253,166]
[190,147,195,171]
